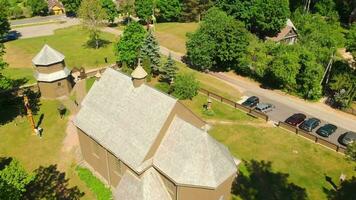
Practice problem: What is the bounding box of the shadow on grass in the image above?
[232,160,308,200]
[24,165,84,200]
[323,176,356,200]
[83,38,112,49]
[0,157,13,170]
[0,89,41,125]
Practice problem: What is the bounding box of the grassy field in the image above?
[4,26,117,69]
[155,22,198,53]
[1,67,36,85]
[182,94,356,200]
[0,100,96,199]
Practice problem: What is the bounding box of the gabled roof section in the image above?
[32,44,65,66]
[115,168,172,200]
[74,68,177,172]
[267,18,297,42]
[153,117,237,188]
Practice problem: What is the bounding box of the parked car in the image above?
[338,131,356,146]
[255,103,275,113]
[316,124,338,137]
[242,96,259,108]
[285,113,306,126]
[0,31,19,42]
[299,118,321,132]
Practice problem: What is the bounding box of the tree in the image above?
[156,0,181,22]
[134,0,154,24]
[329,72,356,108]
[346,24,356,57]
[267,44,300,90]
[0,159,34,200]
[101,0,118,24]
[180,0,212,22]
[0,0,11,92]
[186,7,249,71]
[324,176,356,200]
[216,0,290,37]
[161,54,178,84]
[345,142,356,162]
[115,22,146,67]
[78,0,107,49]
[120,0,135,23]
[172,73,199,100]
[27,0,48,16]
[314,0,339,20]
[62,0,82,16]
[140,30,161,73]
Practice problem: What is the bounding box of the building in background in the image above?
[267,19,298,45]
[33,44,72,98]
[48,0,65,15]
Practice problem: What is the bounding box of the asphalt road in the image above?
[10,15,67,26]
[212,72,356,147]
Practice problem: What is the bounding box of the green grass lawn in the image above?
[1,67,36,85]
[182,94,356,200]
[4,26,117,69]
[0,100,96,199]
[155,22,198,53]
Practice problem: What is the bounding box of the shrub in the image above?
[172,73,199,100]
[155,82,171,93]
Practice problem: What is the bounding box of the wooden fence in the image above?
[198,88,269,121]
[278,122,347,154]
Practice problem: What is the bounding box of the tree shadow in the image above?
[232,160,308,200]
[24,165,84,200]
[83,38,112,49]
[0,88,41,125]
[323,176,356,200]
[36,113,45,128]
[0,157,13,170]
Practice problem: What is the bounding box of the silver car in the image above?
[340,131,356,146]
[255,103,275,113]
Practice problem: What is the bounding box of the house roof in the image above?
[48,0,64,9]
[115,168,172,200]
[34,67,71,82]
[32,44,65,66]
[153,117,237,188]
[74,68,177,172]
[267,19,297,42]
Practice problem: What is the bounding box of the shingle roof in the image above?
[153,117,237,188]
[267,18,297,42]
[34,67,70,82]
[74,68,177,172]
[115,168,172,200]
[32,44,65,66]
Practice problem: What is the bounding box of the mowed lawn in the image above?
[155,22,198,54]
[0,100,96,199]
[182,94,356,200]
[4,26,117,70]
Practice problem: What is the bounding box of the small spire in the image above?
[131,59,148,79]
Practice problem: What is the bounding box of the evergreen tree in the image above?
[161,53,178,84]
[140,30,161,73]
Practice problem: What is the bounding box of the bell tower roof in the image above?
[32,44,65,66]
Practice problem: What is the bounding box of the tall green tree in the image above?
[140,30,161,73]
[346,24,356,57]
[134,0,154,24]
[186,7,249,71]
[62,0,82,16]
[101,0,118,24]
[115,22,146,67]
[180,0,212,22]
[215,0,290,37]
[120,0,135,23]
[26,0,48,16]
[0,159,34,200]
[161,54,178,84]
[0,0,11,93]
[173,73,199,100]
[78,0,107,49]
[156,0,181,22]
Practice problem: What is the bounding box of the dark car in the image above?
[242,96,259,108]
[316,124,337,137]
[299,118,321,132]
[285,113,306,126]
[0,31,19,42]
[339,131,356,146]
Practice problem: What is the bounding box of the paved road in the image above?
[10,15,67,26]
[211,72,356,146]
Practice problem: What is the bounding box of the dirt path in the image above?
[206,119,274,127]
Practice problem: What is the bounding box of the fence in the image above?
[278,121,347,154]
[198,88,269,122]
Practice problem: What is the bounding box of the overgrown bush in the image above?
[172,73,199,100]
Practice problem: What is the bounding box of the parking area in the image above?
[243,92,351,147]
